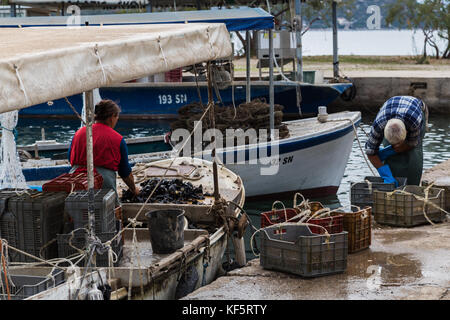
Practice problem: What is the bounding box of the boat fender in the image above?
[175,265,199,299]
[340,81,357,102]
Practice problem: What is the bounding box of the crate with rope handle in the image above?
[259,224,348,277]
[350,176,407,210]
[373,185,446,227]
[260,197,344,235]
[341,206,372,253]
[422,179,450,213]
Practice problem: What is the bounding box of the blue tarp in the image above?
[0,7,274,31]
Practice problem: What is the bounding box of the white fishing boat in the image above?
[0,20,246,300]
[205,110,361,198]
[25,157,245,300]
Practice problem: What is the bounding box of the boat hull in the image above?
[222,127,356,198]
[19,82,352,119]
[200,112,361,198]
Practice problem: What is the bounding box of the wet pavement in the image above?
[183,221,450,300]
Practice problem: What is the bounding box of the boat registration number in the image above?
[158,94,188,105]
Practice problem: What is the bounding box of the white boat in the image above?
[0,20,241,300]
[26,157,245,300]
[207,110,361,198]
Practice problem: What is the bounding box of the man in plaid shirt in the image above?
[365,96,427,186]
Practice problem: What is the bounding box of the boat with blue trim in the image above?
[2,8,354,119]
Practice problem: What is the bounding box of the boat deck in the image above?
[119,228,209,268]
[285,111,360,140]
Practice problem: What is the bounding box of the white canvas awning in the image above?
[0,23,232,114]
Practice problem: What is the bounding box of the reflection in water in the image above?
[16,118,172,146]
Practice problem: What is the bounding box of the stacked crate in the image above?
[64,189,116,233]
[42,171,103,193]
[1,191,67,262]
[58,189,122,267]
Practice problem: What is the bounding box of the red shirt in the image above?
[70,123,123,172]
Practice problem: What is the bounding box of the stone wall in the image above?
[328,77,450,114]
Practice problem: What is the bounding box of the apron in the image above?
[70,165,120,206]
[382,111,426,186]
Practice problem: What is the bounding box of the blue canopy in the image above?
[0,7,274,31]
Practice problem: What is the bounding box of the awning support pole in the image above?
[206,63,220,201]
[84,90,96,266]
[246,30,251,103]
[269,29,275,140]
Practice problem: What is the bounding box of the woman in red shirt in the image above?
[69,99,139,199]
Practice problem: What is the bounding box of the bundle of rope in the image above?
[170,98,290,151]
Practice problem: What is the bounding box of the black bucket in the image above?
[145,209,185,254]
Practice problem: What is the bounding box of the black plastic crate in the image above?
[0,268,65,300]
[6,191,66,263]
[65,189,116,234]
[0,189,38,262]
[57,229,122,267]
[260,224,348,277]
[350,176,407,210]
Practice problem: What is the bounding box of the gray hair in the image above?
[384,119,406,145]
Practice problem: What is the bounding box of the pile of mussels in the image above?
[121,177,212,204]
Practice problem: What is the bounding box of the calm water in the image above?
[15,113,450,259]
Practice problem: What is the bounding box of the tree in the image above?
[300,0,356,33]
[386,0,450,59]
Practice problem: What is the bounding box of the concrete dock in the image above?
[182,160,450,300]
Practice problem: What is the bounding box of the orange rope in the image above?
[0,240,11,300]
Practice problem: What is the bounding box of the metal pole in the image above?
[206,63,220,201]
[10,4,16,17]
[294,0,303,82]
[246,30,251,103]
[84,90,96,266]
[332,0,339,78]
[269,29,274,139]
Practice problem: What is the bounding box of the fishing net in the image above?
[170,98,290,153]
[0,110,28,189]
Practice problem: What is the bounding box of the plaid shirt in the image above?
[365,96,424,156]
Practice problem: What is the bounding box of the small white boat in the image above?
[206,110,361,198]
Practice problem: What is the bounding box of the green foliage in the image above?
[301,0,356,28]
[386,0,450,58]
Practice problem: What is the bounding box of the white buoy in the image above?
[317,106,329,123]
